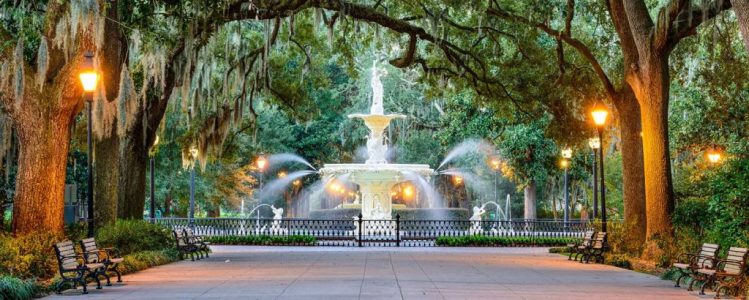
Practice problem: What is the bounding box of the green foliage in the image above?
[497,117,558,187]
[0,275,39,300]
[205,235,316,246]
[117,249,179,274]
[0,232,61,279]
[435,236,575,247]
[703,158,749,250]
[95,220,175,256]
[607,254,633,270]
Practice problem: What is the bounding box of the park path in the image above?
[47,246,703,299]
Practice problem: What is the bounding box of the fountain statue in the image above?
[319,62,434,220]
[469,206,485,235]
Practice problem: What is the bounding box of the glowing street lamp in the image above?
[278,171,287,178]
[79,51,98,238]
[706,147,722,165]
[591,103,609,232]
[488,156,501,204]
[560,148,572,229]
[255,154,267,191]
[588,137,600,219]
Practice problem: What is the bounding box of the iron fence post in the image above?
[358,213,363,247]
[396,214,401,247]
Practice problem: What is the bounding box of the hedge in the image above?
[435,236,576,247]
[205,235,317,246]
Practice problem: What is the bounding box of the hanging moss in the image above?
[35,37,49,90]
[13,39,24,109]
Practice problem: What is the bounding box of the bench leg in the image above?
[700,275,715,295]
[78,278,88,294]
[113,266,122,283]
[674,269,688,287]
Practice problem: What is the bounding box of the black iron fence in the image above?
[154,217,593,247]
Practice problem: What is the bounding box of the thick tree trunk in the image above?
[12,110,74,234]
[117,111,148,219]
[615,87,647,244]
[523,181,537,219]
[94,128,119,227]
[733,0,749,52]
[96,0,125,223]
[633,56,674,240]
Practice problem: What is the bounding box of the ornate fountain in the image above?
[318,63,434,220]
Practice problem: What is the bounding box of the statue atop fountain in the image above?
[349,62,405,164]
[319,61,433,220]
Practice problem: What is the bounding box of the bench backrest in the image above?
[722,247,748,275]
[173,229,188,246]
[581,231,595,247]
[592,232,606,249]
[79,237,100,263]
[53,240,80,271]
[184,228,196,239]
[697,243,720,268]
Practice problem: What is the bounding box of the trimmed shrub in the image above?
[95,220,174,255]
[435,236,576,247]
[205,235,316,246]
[0,276,39,300]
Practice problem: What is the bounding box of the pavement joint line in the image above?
[388,252,405,300]
[274,250,324,300]
[358,251,369,300]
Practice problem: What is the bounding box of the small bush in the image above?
[0,232,62,279]
[548,247,567,253]
[608,254,632,269]
[117,249,179,274]
[205,235,317,246]
[96,220,174,255]
[0,276,39,300]
[435,236,576,247]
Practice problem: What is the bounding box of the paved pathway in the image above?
[47,246,702,299]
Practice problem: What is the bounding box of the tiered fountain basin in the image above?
[319,163,434,220]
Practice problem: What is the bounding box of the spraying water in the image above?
[256,170,317,201]
[437,139,496,170]
[268,153,316,170]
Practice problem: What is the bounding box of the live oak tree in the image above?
[0,1,105,233]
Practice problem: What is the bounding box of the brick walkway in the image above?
[47,246,700,299]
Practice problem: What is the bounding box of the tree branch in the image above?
[487,7,617,100]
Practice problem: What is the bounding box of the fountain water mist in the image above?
[268,153,316,170]
[257,170,317,201]
[437,139,496,170]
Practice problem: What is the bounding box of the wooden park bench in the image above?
[79,237,124,285]
[52,240,105,294]
[692,246,748,298]
[671,243,720,288]
[567,230,595,262]
[184,228,211,259]
[173,229,199,261]
[581,231,607,264]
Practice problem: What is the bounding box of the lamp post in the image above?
[149,135,159,223]
[588,138,600,219]
[79,51,98,238]
[489,157,501,204]
[188,147,198,227]
[561,148,572,228]
[591,103,609,232]
[256,154,267,189]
